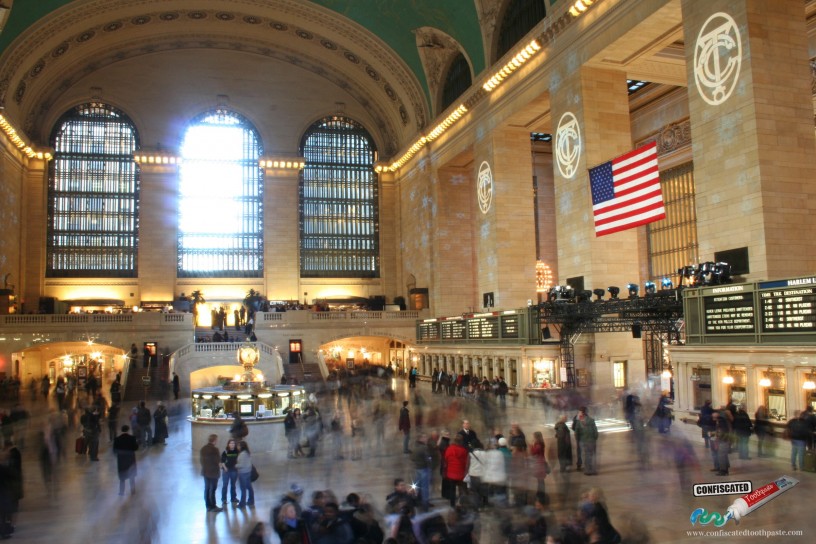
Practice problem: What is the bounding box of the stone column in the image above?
[263,167,299,300]
[470,127,537,310]
[550,65,645,367]
[139,163,179,301]
[682,0,816,278]
[21,157,47,312]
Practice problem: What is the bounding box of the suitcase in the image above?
[803,450,816,473]
[75,435,87,455]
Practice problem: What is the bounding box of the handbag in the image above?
[250,465,259,482]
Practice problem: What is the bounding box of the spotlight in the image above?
[576,290,592,303]
[607,286,620,299]
[592,288,606,301]
[661,277,673,289]
[627,283,639,298]
[644,281,656,296]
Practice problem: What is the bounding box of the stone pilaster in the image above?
[138,163,179,301]
[471,127,537,310]
[263,167,299,300]
[682,0,816,279]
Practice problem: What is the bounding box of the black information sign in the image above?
[418,322,439,341]
[703,292,755,333]
[760,287,816,332]
[500,315,519,338]
[468,317,499,339]
[441,320,467,340]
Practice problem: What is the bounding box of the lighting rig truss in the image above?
[538,291,685,387]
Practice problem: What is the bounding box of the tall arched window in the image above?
[47,103,139,277]
[496,0,547,61]
[178,109,263,278]
[441,53,472,112]
[299,116,379,278]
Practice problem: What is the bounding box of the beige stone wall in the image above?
[264,169,300,301]
[0,146,25,307]
[139,165,179,302]
[396,158,435,310]
[682,0,816,279]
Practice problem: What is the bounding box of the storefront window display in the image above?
[530,359,557,388]
[758,370,787,421]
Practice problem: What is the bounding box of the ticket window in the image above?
[807,392,816,412]
[692,368,712,410]
[766,389,787,421]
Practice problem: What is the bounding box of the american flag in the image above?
[589,141,664,237]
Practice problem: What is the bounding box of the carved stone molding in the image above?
[811,59,816,95]
[413,27,470,114]
[474,0,503,65]
[636,118,692,156]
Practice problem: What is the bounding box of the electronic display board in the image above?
[467,317,499,339]
[759,277,816,333]
[703,287,755,334]
[440,320,467,340]
[500,315,519,338]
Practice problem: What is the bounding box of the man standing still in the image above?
[172,372,180,400]
[399,401,411,454]
[574,406,599,475]
[113,425,139,495]
[200,434,222,512]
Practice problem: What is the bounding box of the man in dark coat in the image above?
[172,372,180,400]
[398,401,411,454]
[457,419,481,451]
[113,425,139,495]
[200,434,222,512]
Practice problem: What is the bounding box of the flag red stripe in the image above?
[612,179,661,200]
[595,200,666,227]
[595,187,664,214]
[614,164,659,187]
[596,212,667,236]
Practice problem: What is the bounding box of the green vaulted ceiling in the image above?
[0,0,488,108]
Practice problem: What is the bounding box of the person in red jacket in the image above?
[443,434,470,507]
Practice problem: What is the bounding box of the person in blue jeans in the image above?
[220,438,239,504]
[236,440,255,507]
[787,411,810,470]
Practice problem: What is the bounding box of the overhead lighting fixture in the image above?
[569,0,594,17]
[644,281,656,296]
[592,288,605,301]
[483,39,541,92]
[661,277,673,289]
[627,283,639,298]
[607,286,620,299]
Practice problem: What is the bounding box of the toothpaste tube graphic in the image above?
[725,475,799,524]
[690,475,799,527]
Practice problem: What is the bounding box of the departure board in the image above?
[703,290,755,334]
[760,285,816,332]
[500,315,519,338]
[467,317,499,339]
[418,322,439,341]
[440,320,467,340]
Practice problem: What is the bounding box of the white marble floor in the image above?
[6,382,815,544]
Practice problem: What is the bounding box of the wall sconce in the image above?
[661,369,672,379]
[804,373,816,391]
[759,371,772,388]
[689,369,701,382]
[722,366,735,385]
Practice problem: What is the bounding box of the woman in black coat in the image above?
[153,402,169,445]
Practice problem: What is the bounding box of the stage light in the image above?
[576,290,592,303]
[644,281,656,295]
[661,277,673,289]
[627,283,639,298]
[607,286,620,299]
[592,288,605,301]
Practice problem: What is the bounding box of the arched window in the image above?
[496,0,547,61]
[178,109,263,278]
[299,116,379,278]
[441,53,472,112]
[47,103,139,277]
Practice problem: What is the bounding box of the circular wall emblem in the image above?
[555,112,581,179]
[477,161,493,214]
[694,12,742,106]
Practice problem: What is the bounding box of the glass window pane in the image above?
[299,116,379,278]
[178,110,263,278]
[47,103,139,278]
